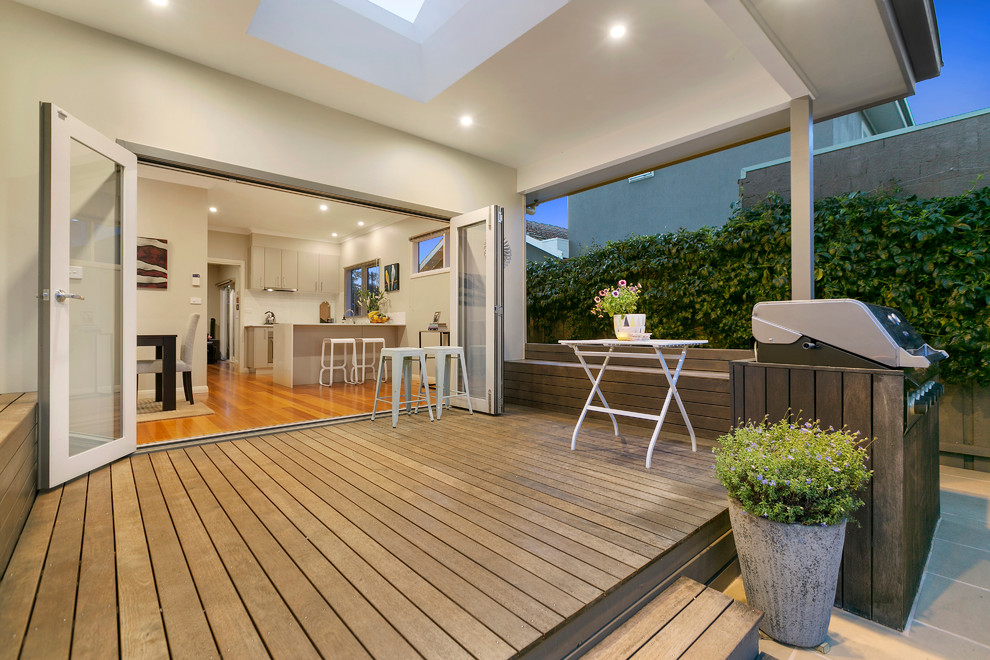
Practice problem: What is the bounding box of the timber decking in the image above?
[0,406,729,659]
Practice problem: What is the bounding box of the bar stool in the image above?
[354,337,386,384]
[319,338,356,386]
[371,347,435,428]
[423,345,473,419]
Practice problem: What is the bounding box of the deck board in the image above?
[0,405,729,659]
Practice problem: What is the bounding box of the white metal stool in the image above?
[371,347,434,427]
[319,338,356,386]
[354,337,386,384]
[423,345,473,419]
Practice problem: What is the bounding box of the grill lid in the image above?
[752,299,948,369]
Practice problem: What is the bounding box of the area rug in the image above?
[136,398,214,422]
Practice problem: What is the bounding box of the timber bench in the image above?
[0,392,38,577]
[581,576,765,660]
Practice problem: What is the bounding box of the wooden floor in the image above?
[137,362,382,445]
[1,406,729,659]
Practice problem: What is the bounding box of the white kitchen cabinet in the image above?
[318,254,339,294]
[245,326,274,371]
[250,246,265,289]
[297,251,319,293]
[262,247,298,289]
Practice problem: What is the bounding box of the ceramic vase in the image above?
[612,313,646,340]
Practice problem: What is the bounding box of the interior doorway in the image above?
[207,259,243,365]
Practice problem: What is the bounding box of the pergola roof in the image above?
[16,0,939,201]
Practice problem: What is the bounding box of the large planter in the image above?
[728,498,846,648]
[612,313,646,340]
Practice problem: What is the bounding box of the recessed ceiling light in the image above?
[150,0,168,7]
[358,221,365,226]
[331,232,338,237]
[609,24,627,39]
[320,203,328,211]
[460,115,473,127]
[209,206,218,213]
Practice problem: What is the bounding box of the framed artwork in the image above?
[137,237,168,289]
[433,311,441,323]
[383,262,399,291]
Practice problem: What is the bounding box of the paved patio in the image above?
[726,465,990,659]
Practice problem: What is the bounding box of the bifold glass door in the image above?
[449,206,504,415]
[39,103,137,488]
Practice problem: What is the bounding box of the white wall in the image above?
[135,178,208,393]
[0,0,524,393]
[340,219,451,346]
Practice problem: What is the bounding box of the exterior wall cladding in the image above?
[740,110,990,209]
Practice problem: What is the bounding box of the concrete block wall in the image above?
[740,110,990,207]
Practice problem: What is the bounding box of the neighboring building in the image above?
[525,221,569,263]
[567,102,914,255]
[740,108,990,206]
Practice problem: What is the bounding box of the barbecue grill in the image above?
[752,298,947,424]
[731,298,948,629]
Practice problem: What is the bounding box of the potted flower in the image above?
[592,279,644,340]
[713,418,872,648]
[356,289,390,323]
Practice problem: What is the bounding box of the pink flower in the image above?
[599,290,606,296]
[611,290,620,297]
[594,296,601,302]
[618,279,627,287]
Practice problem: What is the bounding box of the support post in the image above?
[790,96,814,300]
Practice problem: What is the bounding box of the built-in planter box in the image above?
[730,359,939,631]
[0,393,38,578]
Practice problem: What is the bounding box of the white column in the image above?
[790,96,814,300]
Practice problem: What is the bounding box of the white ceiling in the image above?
[18,0,926,199]
[138,164,429,243]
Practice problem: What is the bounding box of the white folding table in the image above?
[559,338,709,468]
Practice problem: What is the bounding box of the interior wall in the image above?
[135,178,208,394]
[341,218,451,347]
[0,0,524,393]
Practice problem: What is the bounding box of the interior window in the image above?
[411,229,449,274]
[345,260,380,314]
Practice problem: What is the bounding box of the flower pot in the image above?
[728,498,846,648]
[612,313,646,340]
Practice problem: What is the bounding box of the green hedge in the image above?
[526,187,990,386]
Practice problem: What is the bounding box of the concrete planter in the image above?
[728,498,846,648]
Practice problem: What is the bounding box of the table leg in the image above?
[419,354,434,421]
[570,349,619,451]
[161,337,176,412]
[646,347,696,468]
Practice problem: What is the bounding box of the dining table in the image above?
[137,334,177,412]
[559,338,708,468]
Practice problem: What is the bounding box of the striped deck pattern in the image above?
[0,406,727,659]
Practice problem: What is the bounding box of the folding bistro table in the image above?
[559,338,708,468]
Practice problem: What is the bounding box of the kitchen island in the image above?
[273,323,405,387]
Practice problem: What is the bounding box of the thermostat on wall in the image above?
[192,273,201,287]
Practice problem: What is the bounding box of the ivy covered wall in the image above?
[526,187,990,386]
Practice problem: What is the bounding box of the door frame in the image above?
[207,257,244,367]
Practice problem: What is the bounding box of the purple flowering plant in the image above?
[713,418,872,526]
[592,279,642,317]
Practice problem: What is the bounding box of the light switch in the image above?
[190,297,202,305]
[68,266,83,280]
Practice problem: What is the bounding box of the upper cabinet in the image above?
[318,254,339,295]
[250,240,337,294]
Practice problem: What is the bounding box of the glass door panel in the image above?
[458,220,487,401]
[67,139,123,456]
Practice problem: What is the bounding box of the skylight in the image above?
[367,0,425,23]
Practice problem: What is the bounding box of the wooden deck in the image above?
[0,406,730,659]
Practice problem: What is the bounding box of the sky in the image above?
[530,0,988,230]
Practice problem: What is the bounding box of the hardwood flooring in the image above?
[2,406,728,659]
[137,362,384,445]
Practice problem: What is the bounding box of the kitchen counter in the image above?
[272,323,405,387]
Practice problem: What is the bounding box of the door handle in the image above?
[54,289,85,303]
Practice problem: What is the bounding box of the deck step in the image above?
[582,576,763,660]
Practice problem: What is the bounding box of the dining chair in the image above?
[137,313,200,405]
